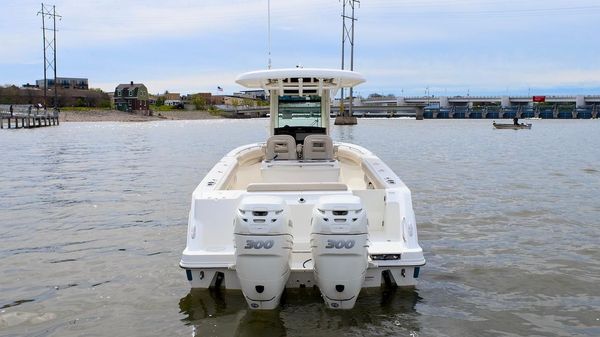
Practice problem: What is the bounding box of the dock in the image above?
[0,108,60,129]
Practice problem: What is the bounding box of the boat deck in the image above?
[227,156,368,191]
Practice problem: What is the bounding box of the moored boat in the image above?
[180,68,426,310]
[493,122,532,129]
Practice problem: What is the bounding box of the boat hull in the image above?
[493,123,532,129]
[181,265,423,290]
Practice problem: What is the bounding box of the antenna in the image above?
[339,0,359,117]
[267,0,272,70]
[37,3,61,111]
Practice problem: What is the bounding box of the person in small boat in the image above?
[513,117,519,126]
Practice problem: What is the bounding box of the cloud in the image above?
[53,0,343,44]
[93,69,244,94]
[359,60,600,95]
[2,0,600,96]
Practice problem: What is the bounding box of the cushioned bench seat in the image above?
[247,182,348,192]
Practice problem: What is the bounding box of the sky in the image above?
[1,0,600,97]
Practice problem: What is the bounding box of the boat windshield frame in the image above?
[276,95,322,128]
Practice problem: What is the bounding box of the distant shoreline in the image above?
[59,109,223,122]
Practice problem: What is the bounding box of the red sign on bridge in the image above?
[532,96,546,102]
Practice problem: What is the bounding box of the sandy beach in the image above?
[59,109,223,122]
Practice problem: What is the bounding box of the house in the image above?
[114,81,149,112]
[162,92,182,106]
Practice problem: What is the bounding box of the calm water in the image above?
[1,119,599,337]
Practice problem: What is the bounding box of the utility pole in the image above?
[38,4,61,112]
[336,0,359,125]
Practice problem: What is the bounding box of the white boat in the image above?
[180,68,425,310]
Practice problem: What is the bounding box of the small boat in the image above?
[180,68,425,310]
[493,122,532,129]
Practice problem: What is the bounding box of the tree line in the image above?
[0,85,111,108]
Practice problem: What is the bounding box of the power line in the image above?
[37,3,61,110]
[340,0,359,117]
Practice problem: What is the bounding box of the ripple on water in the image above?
[1,119,599,337]
[0,312,57,329]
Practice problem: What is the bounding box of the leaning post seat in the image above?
[303,134,334,160]
[265,135,297,160]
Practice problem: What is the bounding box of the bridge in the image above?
[334,95,600,119]
[223,97,600,119]
[361,95,600,107]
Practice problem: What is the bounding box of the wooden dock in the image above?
[0,111,60,129]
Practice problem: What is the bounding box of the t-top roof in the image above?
[235,68,366,93]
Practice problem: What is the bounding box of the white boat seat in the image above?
[260,160,341,183]
[303,135,333,160]
[266,135,297,160]
[247,182,348,192]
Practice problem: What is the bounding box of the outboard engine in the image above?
[234,195,293,309]
[310,195,369,309]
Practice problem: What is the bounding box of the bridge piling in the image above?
[415,107,424,120]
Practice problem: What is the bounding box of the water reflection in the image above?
[179,289,284,337]
[333,124,355,143]
[179,287,422,336]
[235,310,286,337]
[179,289,247,321]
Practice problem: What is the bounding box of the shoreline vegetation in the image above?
[59,108,223,122]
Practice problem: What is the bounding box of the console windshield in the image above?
[277,95,322,128]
